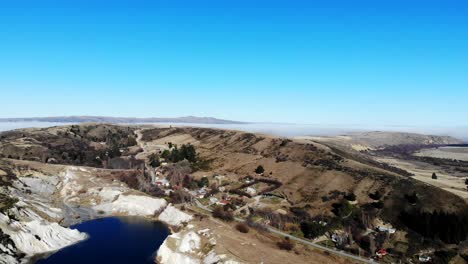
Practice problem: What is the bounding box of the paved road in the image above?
[266,227,374,263]
[194,200,374,264]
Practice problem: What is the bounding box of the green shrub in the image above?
[277,237,294,250]
[255,165,265,174]
[235,223,250,233]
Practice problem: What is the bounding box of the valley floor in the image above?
[376,157,468,200]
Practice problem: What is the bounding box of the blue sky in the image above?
[1,0,467,126]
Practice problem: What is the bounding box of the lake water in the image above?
[35,217,170,264]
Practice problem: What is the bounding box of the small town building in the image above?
[376,249,388,258]
[377,226,396,234]
[246,187,256,196]
[209,197,219,205]
[155,178,170,187]
[418,255,431,262]
[217,199,229,205]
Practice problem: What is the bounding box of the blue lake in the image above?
[36,217,170,264]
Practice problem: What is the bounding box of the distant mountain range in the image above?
[0,116,246,124]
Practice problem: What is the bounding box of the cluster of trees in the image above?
[367,190,385,209]
[344,192,356,201]
[331,201,354,218]
[179,174,210,190]
[148,153,161,167]
[161,144,197,163]
[169,189,192,204]
[245,216,269,232]
[399,210,468,244]
[198,176,209,188]
[300,221,328,239]
[368,190,382,200]
[165,160,192,187]
[404,192,419,204]
[212,205,234,221]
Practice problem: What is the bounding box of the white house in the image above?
[155,178,170,188]
[377,226,396,234]
[419,255,431,262]
[209,197,219,205]
[246,187,256,196]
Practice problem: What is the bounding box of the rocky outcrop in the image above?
[157,232,201,264]
[0,212,86,256]
[158,204,192,227]
[156,226,241,264]
[0,207,86,263]
[94,194,167,216]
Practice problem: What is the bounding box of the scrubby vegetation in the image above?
[212,206,234,221]
[344,192,356,201]
[277,237,294,250]
[169,189,192,204]
[0,194,18,213]
[404,192,418,204]
[0,124,138,167]
[198,176,209,187]
[148,153,161,167]
[235,223,250,233]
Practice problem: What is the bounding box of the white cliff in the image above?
[158,204,192,227]
[94,194,167,216]
[0,209,86,263]
[156,227,242,264]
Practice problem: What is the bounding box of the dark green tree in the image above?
[161,149,171,160]
[344,192,356,201]
[255,165,265,174]
[148,153,161,167]
[198,176,209,187]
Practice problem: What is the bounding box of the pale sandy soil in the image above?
[414,147,468,161]
[376,157,468,200]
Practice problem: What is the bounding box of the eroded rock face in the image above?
[0,212,86,258]
[158,204,192,227]
[156,226,241,264]
[94,194,167,216]
[155,205,244,264]
[0,171,88,263]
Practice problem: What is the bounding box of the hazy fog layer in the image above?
[0,122,466,141]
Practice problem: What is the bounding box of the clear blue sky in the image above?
[1,0,467,126]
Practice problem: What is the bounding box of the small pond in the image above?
[36,217,170,264]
